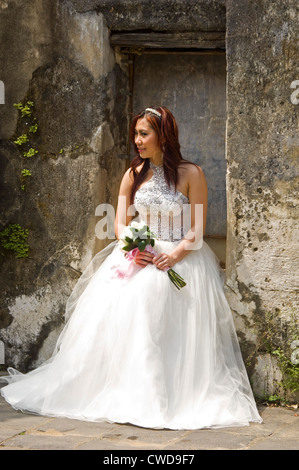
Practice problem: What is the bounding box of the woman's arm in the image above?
[114,168,134,240]
[115,168,154,267]
[153,165,208,270]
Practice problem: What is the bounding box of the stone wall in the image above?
[0,0,128,370]
[0,0,298,400]
[225,0,299,399]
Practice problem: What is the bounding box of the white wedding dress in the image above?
[0,163,262,429]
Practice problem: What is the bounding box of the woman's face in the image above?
[134,117,162,162]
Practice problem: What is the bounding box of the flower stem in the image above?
[168,269,186,290]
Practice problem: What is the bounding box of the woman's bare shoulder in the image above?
[124,162,144,177]
[119,168,134,193]
[179,161,205,180]
[120,162,144,187]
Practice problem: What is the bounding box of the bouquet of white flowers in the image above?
[118,222,186,290]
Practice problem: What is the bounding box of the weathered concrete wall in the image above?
[0,0,128,370]
[70,0,226,31]
[0,0,298,400]
[226,0,299,399]
[0,0,54,140]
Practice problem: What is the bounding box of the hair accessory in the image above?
[145,108,162,118]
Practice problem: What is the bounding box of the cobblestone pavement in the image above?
[0,384,298,451]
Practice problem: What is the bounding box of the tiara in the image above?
[145,108,162,118]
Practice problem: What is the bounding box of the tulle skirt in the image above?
[0,240,262,429]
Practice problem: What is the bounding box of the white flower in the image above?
[129,221,146,240]
[120,226,134,240]
[130,221,144,230]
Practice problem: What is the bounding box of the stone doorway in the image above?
[124,50,227,266]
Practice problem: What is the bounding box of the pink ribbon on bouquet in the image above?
[111,245,168,280]
[111,247,140,280]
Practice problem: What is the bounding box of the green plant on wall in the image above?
[262,347,299,406]
[267,314,299,403]
[29,123,38,134]
[13,100,39,176]
[247,310,299,404]
[14,101,34,118]
[23,148,38,158]
[20,169,32,191]
[6,100,38,258]
[271,342,299,397]
[0,224,29,258]
[14,134,29,146]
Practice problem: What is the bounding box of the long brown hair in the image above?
[129,106,186,204]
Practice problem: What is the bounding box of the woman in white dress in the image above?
[0,106,262,429]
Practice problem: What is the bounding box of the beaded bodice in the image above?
[134,163,189,241]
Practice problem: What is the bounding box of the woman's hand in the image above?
[152,253,175,271]
[134,250,155,268]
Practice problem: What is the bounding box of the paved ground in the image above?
[0,382,298,451]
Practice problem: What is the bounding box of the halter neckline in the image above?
[149,160,163,170]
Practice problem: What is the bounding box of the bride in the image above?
[0,106,262,430]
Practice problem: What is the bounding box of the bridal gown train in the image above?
[1,163,262,429]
